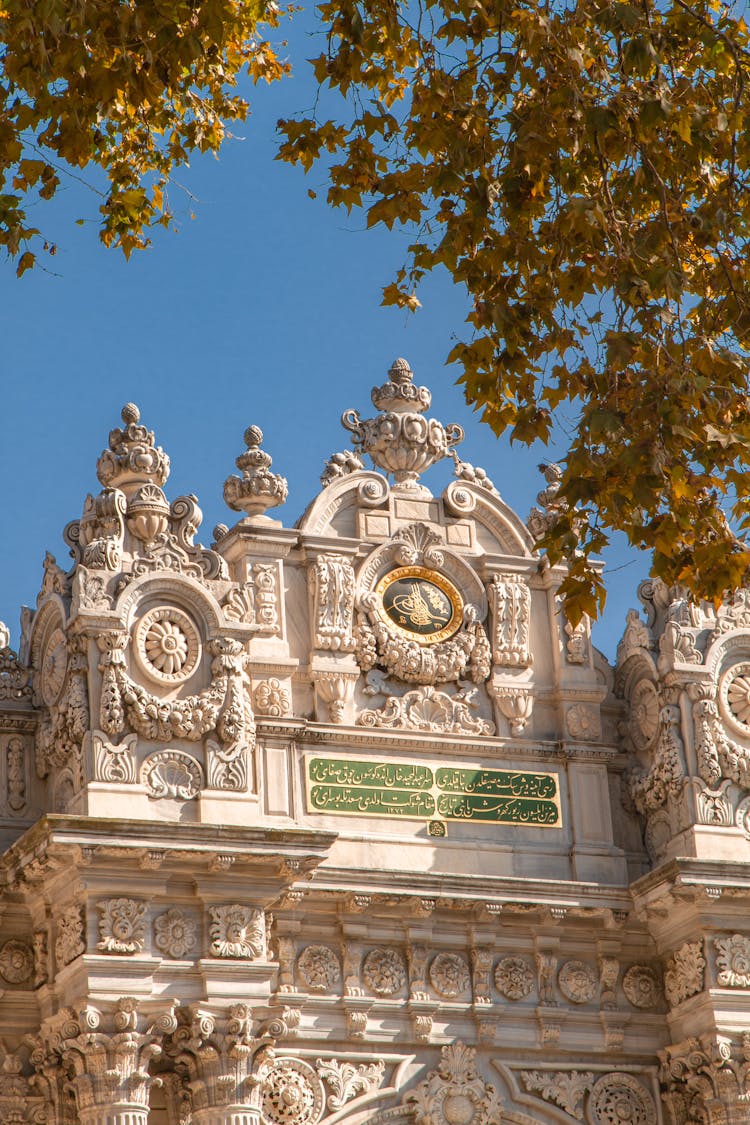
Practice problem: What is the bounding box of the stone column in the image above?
[163,1005,273,1125]
[32,1000,163,1125]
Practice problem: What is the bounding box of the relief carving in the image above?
[359,684,494,736]
[589,1073,656,1125]
[141,749,203,799]
[208,905,266,959]
[362,947,406,995]
[429,952,470,999]
[520,1070,593,1119]
[297,945,341,993]
[494,956,534,1001]
[154,908,198,959]
[490,575,531,667]
[310,555,356,651]
[261,1057,324,1125]
[664,941,705,1007]
[0,624,32,701]
[254,678,291,717]
[6,737,26,813]
[622,965,662,1010]
[714,934,750,988]
[96,897,146,954]
[557,960,597,1004]
[98,634,253,791]
[406,1041,502,1125]
[316,1058,385,1110]
[0,939,33,984]
[55,905,85,968]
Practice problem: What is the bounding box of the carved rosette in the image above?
[558,960,597,1004]
[589,1073,656,1125]
[494,957,534,1001]
[261,1058,325,1125]
[133,605,201,684]
[362,948,407,995]
[429,952,470,999]
[154,909,198,959]
[622,965,662,1010]
[297,945,341,992]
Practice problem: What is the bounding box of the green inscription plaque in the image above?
[305,757,561,828]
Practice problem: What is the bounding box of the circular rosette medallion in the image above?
[720,661,750,737]
[375,566,462,645]
[134,606,201,684]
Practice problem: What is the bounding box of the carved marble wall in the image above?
[0,359,749,1125]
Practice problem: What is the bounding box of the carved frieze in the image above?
[429,952,470,999]
[316,1058,385,1110]
[133,605,201,684]
[0,939,33,984]
[55,905,85,968]
[557,959,597,1004]
[521,1070,592,1119]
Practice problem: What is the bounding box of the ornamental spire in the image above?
[341,358,463,494]
[96,403,170,497]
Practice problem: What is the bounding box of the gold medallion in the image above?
[374,566,463,645]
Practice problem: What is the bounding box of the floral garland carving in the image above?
[98,634,254,756]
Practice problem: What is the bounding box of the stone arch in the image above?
[442,480,535,558]
[296,472,391,537]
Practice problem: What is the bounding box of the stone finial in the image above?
[341,358,464,493]
[223,426,288,520]
[371,357,432,413]
[96,403,170,496]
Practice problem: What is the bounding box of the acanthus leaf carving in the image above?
[315,1058,385,1110]
[92,730,137,783]
[627,701,685,815]
[520,1070,593,1120]
[405,1041,502,1125]
[664,941,706,1008]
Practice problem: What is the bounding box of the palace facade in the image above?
[1,360,749,1125]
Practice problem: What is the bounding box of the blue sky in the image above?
[0,7,647,659]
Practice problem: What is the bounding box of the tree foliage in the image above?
[0,0,285,271]
[278,0,750,621]
[3,1,750,620]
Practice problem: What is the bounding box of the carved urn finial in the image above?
[96,403,171,497]
[223,425,288,521]
[341,358,464,493]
